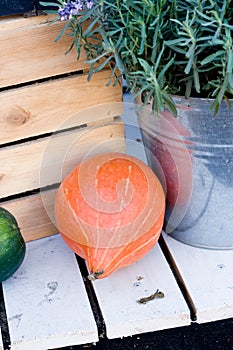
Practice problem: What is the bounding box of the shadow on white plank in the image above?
[91,244,191,339]
[122,92,148,164]
[2,234,98,350]
[0,327,3,350]
[163,232,233,323]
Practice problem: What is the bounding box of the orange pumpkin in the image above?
[55,152,165,279]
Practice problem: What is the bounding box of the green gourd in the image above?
[0,207,26,282]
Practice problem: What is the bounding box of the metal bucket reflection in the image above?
[137,97,233,249]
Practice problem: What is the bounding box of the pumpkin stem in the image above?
[87,270,104,281]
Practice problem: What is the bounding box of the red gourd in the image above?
[55,152,165,279]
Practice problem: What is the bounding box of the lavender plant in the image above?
[56,1,94,20]
[41,0,233,115]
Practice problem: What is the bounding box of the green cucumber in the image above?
[0,207,26,282]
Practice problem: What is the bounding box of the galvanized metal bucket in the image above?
[137,96,233,249]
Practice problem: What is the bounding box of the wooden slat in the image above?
[0,14,87,87]
[1,189,58,242]
[0,14,55,31]
[163,232,233,323]
[2,235,98,350]
[0,119,125,198]
[0,70,123,145]
[92,244,190,339]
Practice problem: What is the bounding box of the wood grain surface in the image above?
[0,70,123,145]
[0,15,86,87]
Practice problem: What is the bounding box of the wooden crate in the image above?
[0,14,125,242]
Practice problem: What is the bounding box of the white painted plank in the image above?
[163,232,233,323]
[2,234,98,350]
[0,328,3,350]
[91,244,190,339]
[122,93,147,164]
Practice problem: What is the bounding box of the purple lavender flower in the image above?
[58,0,94,20]
[58,6,72,21]
[72,1,83,15]
[86,0,94,9]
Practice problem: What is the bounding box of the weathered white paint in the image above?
[2,234,98,350]
[163,232,233,323]
[91,244,191,339]
[0,328,3,350]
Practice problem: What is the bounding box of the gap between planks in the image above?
[75,256,107,339]
[159,234,197,321]
[0,284,10,350]
[162,232,233,324]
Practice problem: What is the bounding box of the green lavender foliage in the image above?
[41,0,233,115]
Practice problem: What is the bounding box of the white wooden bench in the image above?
[0,329,3,350]
[0,95,232,349]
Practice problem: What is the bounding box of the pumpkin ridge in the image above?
[57,185,90,246]
[103,233,160,278]
[92,201,165,272]
[86,207,165,278]
[88,225,162,279]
